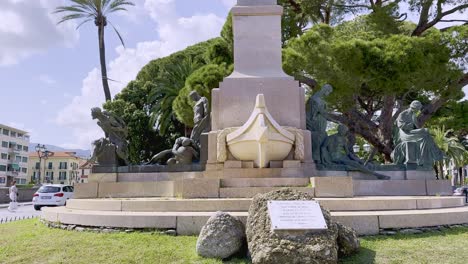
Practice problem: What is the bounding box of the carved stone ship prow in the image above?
[226,94,295,168]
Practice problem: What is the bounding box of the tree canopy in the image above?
[284,19,466,161]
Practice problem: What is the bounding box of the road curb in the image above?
[0,203,33,209]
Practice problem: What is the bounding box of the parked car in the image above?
[32,184,74,211]
[453,186,468,196]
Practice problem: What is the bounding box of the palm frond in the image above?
[57,13,90,24]
[53,6,90,15]
[76,18,93,29]
[109,21,126,48]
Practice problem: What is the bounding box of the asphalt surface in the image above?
[0,204,42,222]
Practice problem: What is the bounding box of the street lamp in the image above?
[35,144,45,186]
[35,144,53,185]
[363,143,371,153]
[352,144,360,153]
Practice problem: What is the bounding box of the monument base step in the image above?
[42,205,468,236]
[220,177,310,187]
[219,187,314,198]
[66,196,465,212]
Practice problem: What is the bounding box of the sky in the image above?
[0,0,466,150]
[0,0,237,150]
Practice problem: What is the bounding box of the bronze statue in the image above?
[189,91,210,144]
[391,100,444,167]
[90,107,129,165]
[321,124,390,180]
[147,137,199,165]
[306,84,333,163]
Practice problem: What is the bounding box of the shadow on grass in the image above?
[363,227,468,242]
[340,247,377,264]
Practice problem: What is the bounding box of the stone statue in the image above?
[321,124,390,180]
[306,84,333,163]
[189,91,210,144]
[90,107,129,166]
[147,137,199,165]
[391,100,444,167]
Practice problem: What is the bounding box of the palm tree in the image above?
[54,0,134,101]
[432,126,468,180]
[148,58,200,135]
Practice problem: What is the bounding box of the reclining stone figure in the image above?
[321,124,390,180]
[147,137,199,165]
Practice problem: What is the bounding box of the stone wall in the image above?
[0,188,38,203]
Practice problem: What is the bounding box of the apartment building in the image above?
[28,152,86,185]
[0,124,30,186]
[79,160,92,183]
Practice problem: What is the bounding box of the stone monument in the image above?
[392,100,444,168]
[321,124,390,180]
[206,0,313,174]
[90,107,129,166]
[189,91,210,146]
[307,84,333,164]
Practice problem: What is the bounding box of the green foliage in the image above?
[103,81,180,164]
[284,18,465,110]
[204,38,233,65]
[173,63,233,126]
[431,125,468,167]
[136,39,217,84]
[428,100,468,138]
[148,58,201,135]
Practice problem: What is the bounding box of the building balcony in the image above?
[6,171,19,177]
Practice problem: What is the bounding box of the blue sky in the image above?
[0,0,236,149]
[0,0,466,150]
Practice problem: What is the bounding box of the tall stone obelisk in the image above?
[206,0,313,172]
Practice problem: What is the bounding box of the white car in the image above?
[32,184,74,211]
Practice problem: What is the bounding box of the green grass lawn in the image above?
[0,220,467,264]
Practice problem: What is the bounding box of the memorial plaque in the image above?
[267,200,328,230]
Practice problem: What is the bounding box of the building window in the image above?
[50,171,54,181]
[22,157,28,163]
[1,141,7,148]
[48,162,53,169]
[18,133,23,138]
[15,156,22,162]
[23,146,28,152]
[35,162,40,169]
[59,171,67,180]
[0,165,6,172]
[21,167,27,173]
[3,129,9,136]
[59,162,68,170]
[10,131,16,138]
[16,144,22,151]
[1,153,7,160]
[0,177,5,184]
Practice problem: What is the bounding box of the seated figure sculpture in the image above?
[90,107,129,166]
[391,100,444,167]
[147,137,199,165]
[321,124,390,180]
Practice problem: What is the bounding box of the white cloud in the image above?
[56,0,226,148]
[0,0,79,66]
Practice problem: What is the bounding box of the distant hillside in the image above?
[29,143,91,159]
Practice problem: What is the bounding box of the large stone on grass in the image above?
[246,188,359,264]
[336,223,360,257]
[196,211,245,259]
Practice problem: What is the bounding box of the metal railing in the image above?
[0,215,39,224]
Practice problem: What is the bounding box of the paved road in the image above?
[0,204,42,222]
